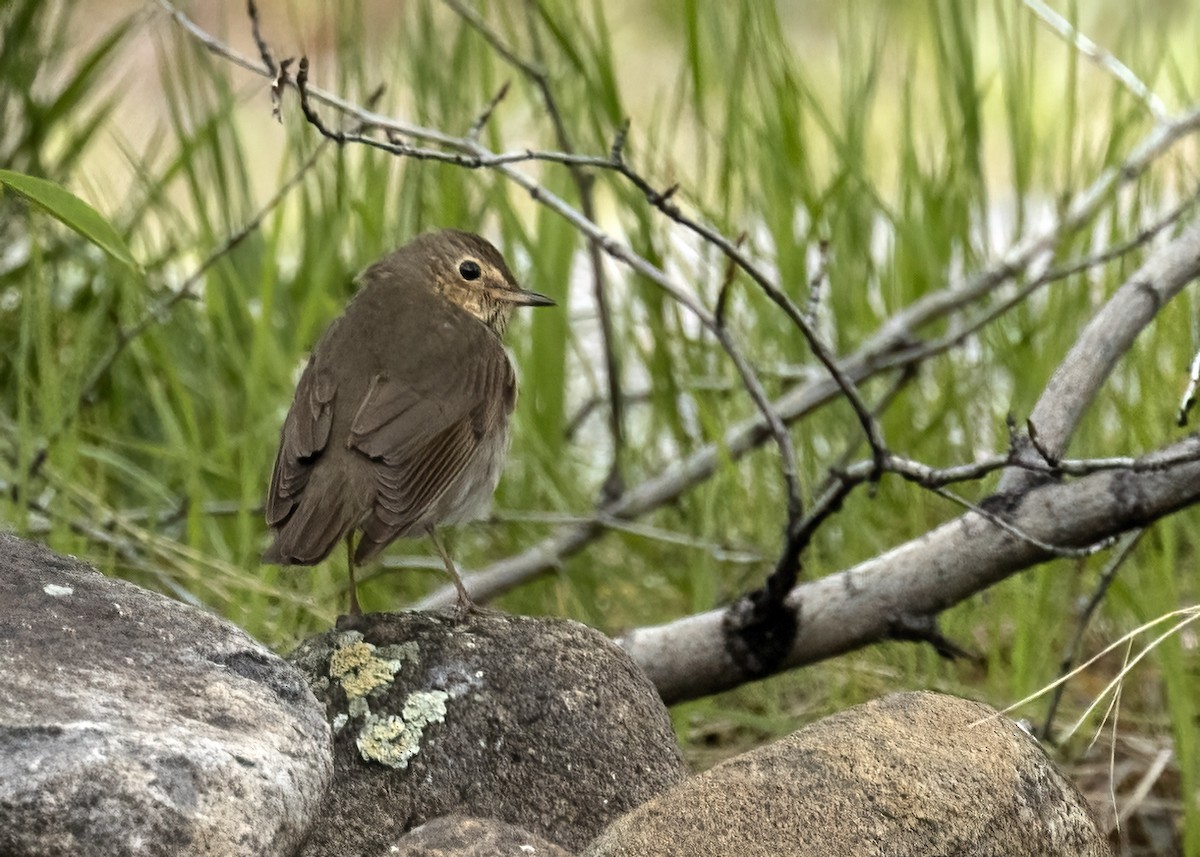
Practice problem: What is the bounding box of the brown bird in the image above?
[262,230,554,614]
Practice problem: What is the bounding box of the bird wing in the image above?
[349,335,515,546]
[265,354,337,528]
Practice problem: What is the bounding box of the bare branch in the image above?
[1001,221,1200,493]
[621,436,1200,704]
[857,108,1200,360]
[466,81,510,141]
[246,0,277,76]
[1021,0,1170,124]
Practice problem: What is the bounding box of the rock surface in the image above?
[389,814,576,856]
[0,534,332,857]
[291,610,686,855]
[584,691,1112,857]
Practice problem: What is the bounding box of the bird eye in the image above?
[459,259,482,281]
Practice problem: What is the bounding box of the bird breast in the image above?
[432,419,512,526]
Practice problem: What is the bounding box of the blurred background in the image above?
[2,1,1199,852]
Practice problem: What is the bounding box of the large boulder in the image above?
[291,610,686,855]
[0,534,332,857]
[585,691,1112,857]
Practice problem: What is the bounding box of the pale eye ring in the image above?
[459,259,482,281]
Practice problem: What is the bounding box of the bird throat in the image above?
[482,297,513,336]
[447,286,512,336]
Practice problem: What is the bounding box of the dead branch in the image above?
[621,436,1200,703]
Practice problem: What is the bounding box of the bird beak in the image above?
[495,287,556,307]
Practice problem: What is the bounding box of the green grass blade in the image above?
[0,169,139,271]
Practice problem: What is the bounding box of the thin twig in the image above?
[377,510,764,570]
[609,146,890,482]
[466,81,510,141]
[805,239,830,332]
[1021,0,1170,124]
[246,0,276,76]
[714,234,746,331]
[1039,529,1144,741]
[245,0,291,125]
[270,58,292,123]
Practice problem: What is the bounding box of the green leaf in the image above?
[0,168,138,271]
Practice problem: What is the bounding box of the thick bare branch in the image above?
[621,436,1200,704]
[1001,221,1200,493]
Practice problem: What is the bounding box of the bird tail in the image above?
[261,466,353,566]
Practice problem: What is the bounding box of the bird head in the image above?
[425,230,555,335]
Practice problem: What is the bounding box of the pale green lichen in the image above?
[400,689,448,724]
[355,690,449,769]
[322,634,445,768]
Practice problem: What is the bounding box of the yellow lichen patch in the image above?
[356,690,449,769]
[329,640,372,676]
[328,639,404,700]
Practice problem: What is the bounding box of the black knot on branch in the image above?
[722,587,799,679]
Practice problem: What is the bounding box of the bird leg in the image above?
[426,525,476,619]
[345,532,362,616]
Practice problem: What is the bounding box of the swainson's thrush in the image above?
[262,230,554,614]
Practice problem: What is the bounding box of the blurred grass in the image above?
[2,0,1199,849]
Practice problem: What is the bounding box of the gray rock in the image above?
[0,534,332,856]
[389,814,575,856]
[291,610,686,855]
[585,691,1112,857]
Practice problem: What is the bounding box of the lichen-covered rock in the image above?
[585,691,1112,857]
[0,534,332,857]
[291,610,686,855]
[390,814,575,856]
